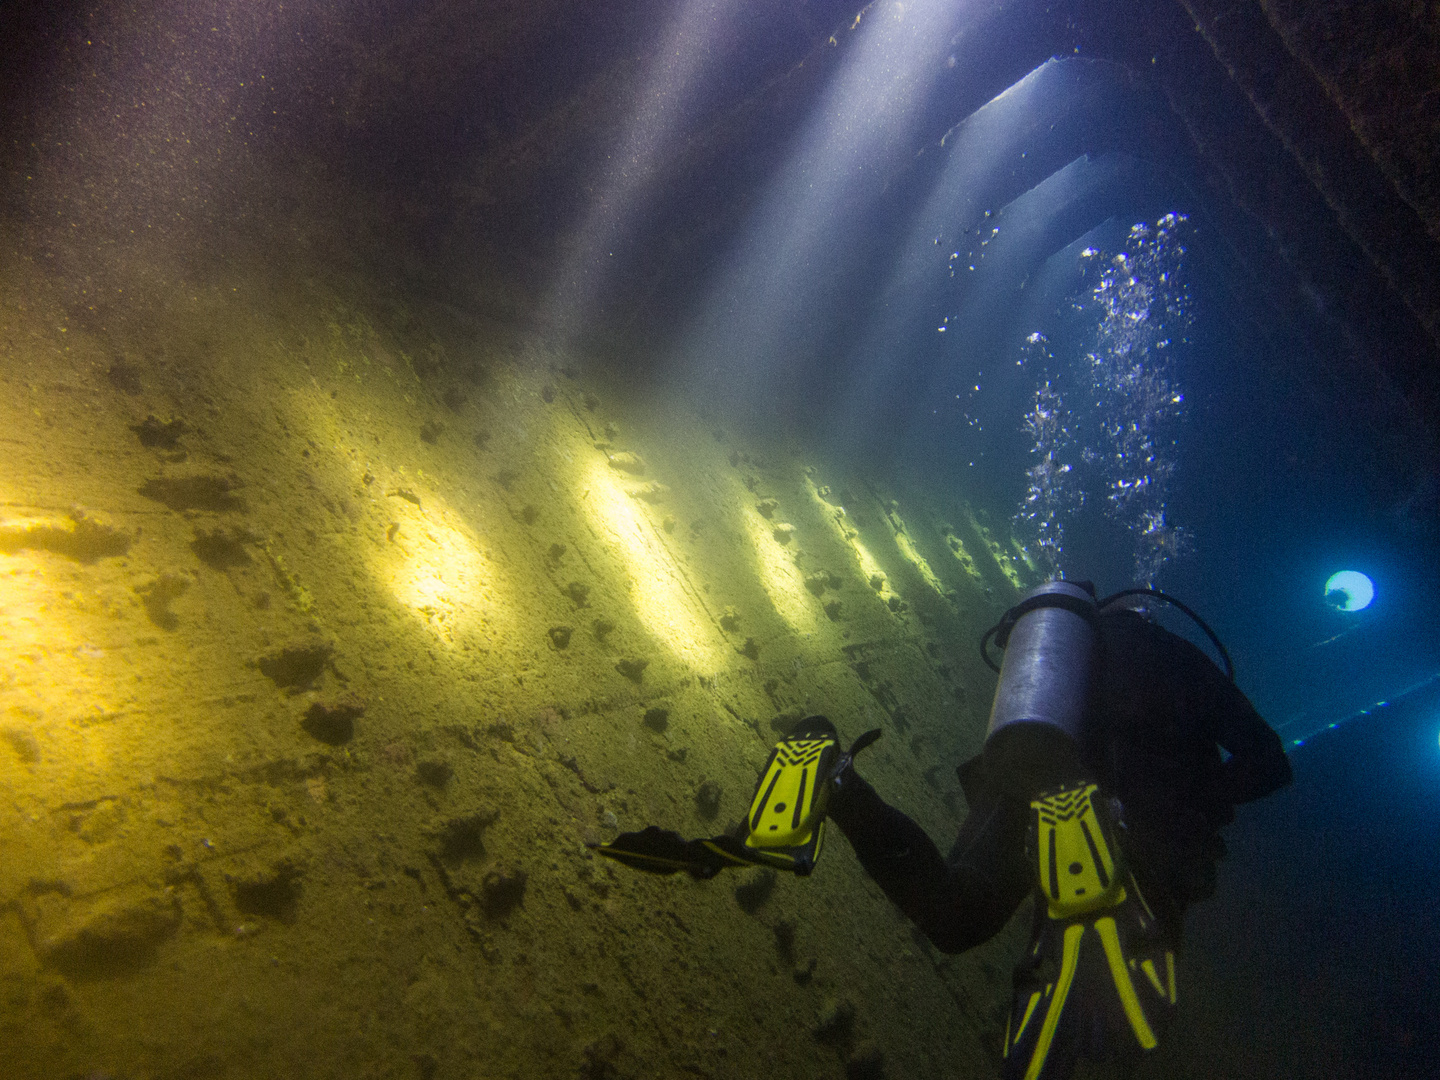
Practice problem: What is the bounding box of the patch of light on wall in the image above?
[0,512,132,780]
[580,458,724,671]
[802,479,902,610]
[892,526,949,599]
[373,503,504,644]
[740,505,822,637]
[288,382,517,646]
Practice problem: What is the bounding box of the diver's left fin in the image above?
[591,826,752,879]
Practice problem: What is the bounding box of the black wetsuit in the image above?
[827,609,1293,954]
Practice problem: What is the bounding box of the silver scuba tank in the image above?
[982,580,1097,798]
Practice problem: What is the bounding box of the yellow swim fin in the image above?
[1002,782,1177,1080]
[595,717,881,878]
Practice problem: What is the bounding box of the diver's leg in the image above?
[944,775,1033,914]
[828,773,1028,953]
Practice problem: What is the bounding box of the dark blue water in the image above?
[1174,681,1440,1078]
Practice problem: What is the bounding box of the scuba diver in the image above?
[596,580,1292,1079]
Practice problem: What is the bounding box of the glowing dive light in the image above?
[1324,570,1374,613]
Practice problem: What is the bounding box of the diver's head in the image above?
[1102,591,1155,621]
[1058,576,1098,599]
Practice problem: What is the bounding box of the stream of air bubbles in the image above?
[1016,213,1193,584]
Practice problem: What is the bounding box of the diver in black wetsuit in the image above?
[827,585,1292,1078]
[592,580,1292,1076]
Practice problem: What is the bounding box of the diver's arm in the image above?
[828,771,1028,954]
[1213,683,1292,804]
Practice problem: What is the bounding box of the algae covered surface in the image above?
[0,258,1038,1079]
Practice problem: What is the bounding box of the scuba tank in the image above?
[979,580,1098,799]
[979,580,1236,799]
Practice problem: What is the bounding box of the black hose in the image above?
[1097,587,1235,681]
[980,586,1236,681]
[980,624,1002,673]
